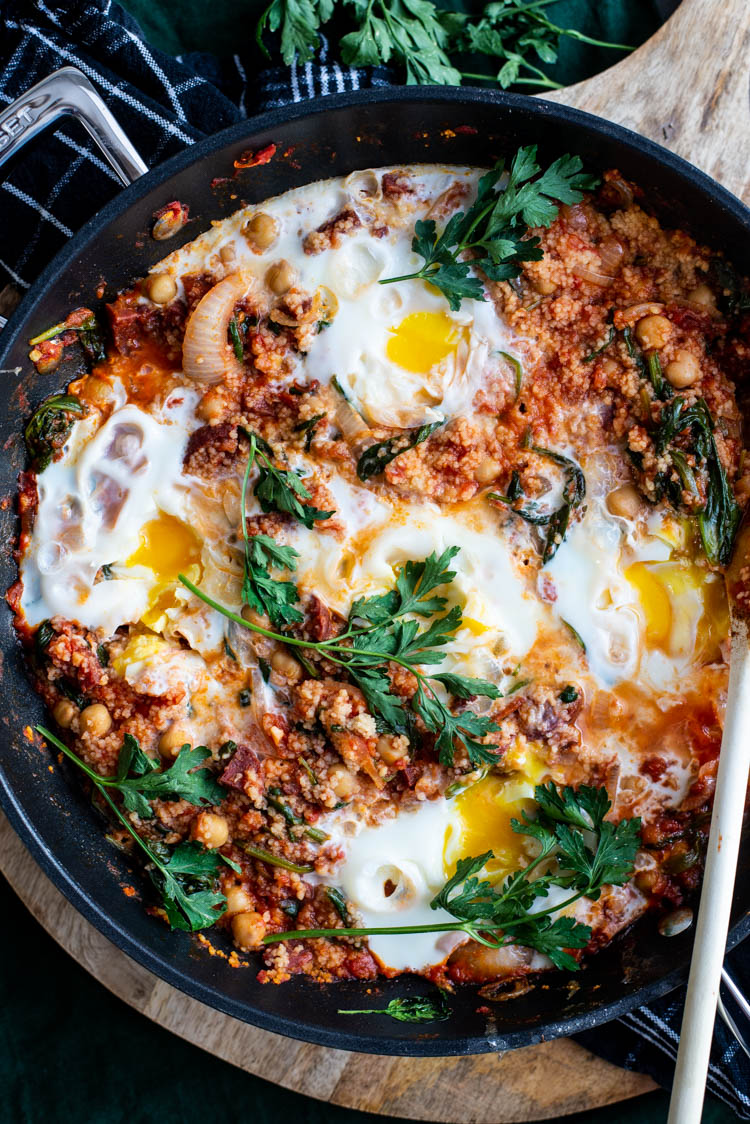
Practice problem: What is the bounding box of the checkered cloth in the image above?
[1,1,748,1116]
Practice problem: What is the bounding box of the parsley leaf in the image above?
[148,841,228,932]
[256,0,334,63]
[112,739,225,820]
[242,535,304,628]
[381,146,598,309]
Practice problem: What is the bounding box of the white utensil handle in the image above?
[668,620,750,1123]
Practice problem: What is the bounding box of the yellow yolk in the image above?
[445,766,546,878]
[626,559,729,661]
[386,311,467,374]
[126,513,202,630]
[112,630,169,676]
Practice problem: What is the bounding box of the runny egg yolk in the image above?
[445,768,544,879]
[386,311,467,374]
[126,513,202,629]
[625,559,729,661]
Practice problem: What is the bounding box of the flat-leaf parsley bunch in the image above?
[256,0,631,91]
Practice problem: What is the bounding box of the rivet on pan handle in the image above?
[0,66,148,187]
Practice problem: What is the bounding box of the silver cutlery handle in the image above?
[717,966,750,1060]
[0,66,148,186]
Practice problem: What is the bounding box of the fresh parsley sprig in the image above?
[41,729,224,821]
[239,440,305,628]
[255,0,631,92]
[180,546,502,767]
[379,146,599,309]
[110,733,225,819]
[339,993,450,1022]
[263,782,641,970]
[36,727,231,931]
[241,429,335,530]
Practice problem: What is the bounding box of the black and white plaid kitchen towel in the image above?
[0,0,749,1115]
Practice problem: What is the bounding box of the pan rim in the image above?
[1,84,749,1057]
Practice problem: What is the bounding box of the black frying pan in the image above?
[1,74,749,1057]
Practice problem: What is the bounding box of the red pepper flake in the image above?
[210,176,231,189]
[122,885,137,898]
[234,143,277,171]
[454,125,478,135]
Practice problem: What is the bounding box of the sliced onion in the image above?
[344,168,382,204]
[270,285,338,328]
[614,301,665,329]
[332,385,373,448]
[571,263,616,287]
[601,175,634,211]
[598,236,624,275]
[182,272,260,384]
[561,202,590,232]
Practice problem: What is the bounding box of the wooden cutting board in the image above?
[2,0,749,1118]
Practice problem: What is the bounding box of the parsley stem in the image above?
[35,726,169,876]
[460,71,563,90]
[178,572,462,715]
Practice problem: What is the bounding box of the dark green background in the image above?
[4,2,739,1121]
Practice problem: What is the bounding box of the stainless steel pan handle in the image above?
[0,66,148,186]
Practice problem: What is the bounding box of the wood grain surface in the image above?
[2,0,749,1118]
[0,811,655,1122]
[548,0,750,204]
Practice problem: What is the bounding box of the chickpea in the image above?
[687,283,716,308]
[265,259,296,295]
[376,735,406,766]
[665,349,701,389]
[600,357,621,379]
[243,212,279,253]
[159,724,191,760]
[329,763,356,800]
[219,244,236,264]
[231,910,266,951]
[196,389,225,423]
[53,698,78,729]
[225,885,254,916]
[606,483,642,520]
[270,649,303,682]
[83,376,112,407]
[634,314,672,351]
[241,605,270,629]
[532,274,557,296]
[475,457,502,485]
[635,868,659,894]
[191,812,229,849]
[79,703,112,738]
[146,273,177,305]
